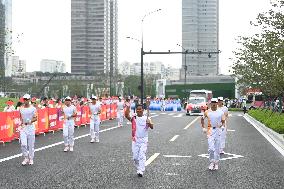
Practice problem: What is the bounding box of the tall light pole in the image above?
[127,8,162,105]
[140,8,161,104]
[177,44,188,85]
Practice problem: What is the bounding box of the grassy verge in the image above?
[248,109,284,134]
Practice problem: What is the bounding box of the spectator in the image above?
[4,100,15,112]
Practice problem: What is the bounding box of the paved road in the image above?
[0,112,283,189]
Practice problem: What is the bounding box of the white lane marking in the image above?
[237,114,243,117]
[172,163,181,166]
[145,153,160,166]
[244,116,284,157]
[169,135,179,142]
[168,113,175,116]
[0,125,120,163]
[184,117,200,130]
[163,155,191,158]
[151,115,159,118]
[160,113,167,115]
[227,129,235,132]
[173,113,183,118]
[228,114,233,117]
[198,152,244,161]
[150,112,157,115]
[165,173,179,176]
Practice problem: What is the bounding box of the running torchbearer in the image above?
[125,99,153,177]
[217,97,229,154]
[201,98,225,171]
[117,97,124,127]
[19,94,37,165]
[89,95,101,143]
[62,96,77,152]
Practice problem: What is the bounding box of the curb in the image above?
[244,114,284,154]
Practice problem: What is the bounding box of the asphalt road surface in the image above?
[0,111,283,189]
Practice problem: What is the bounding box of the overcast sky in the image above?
[12,0,271,74]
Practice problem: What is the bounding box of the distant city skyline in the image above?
[12,0,271,74]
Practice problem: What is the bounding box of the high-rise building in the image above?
[18,60,26,73]
[40,59,66,73]
[11,56,26,75]
[71,0,118,76]
[11,55,19,75]
[182,0,219,77]
[0,0,12,77]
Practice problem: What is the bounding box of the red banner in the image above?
[100,105,107,121]
[111,103,117,119]
[0,112,15,142]
[13,111,21,140]
[106,104,111,120]
[0,103,121,143]
[57,108,64,130]
[48,108,58,131]
[37,108,49,134]
[75,106,82,126]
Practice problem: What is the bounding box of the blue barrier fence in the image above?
[130,101,182,111]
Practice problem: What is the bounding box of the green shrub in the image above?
[248,109,284,134]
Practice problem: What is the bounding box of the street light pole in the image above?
[140,8,161,105]
[177,44,188,85]
[184,52,187,85]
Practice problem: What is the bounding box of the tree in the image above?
[124,75,141,97]
[231,0,284,97]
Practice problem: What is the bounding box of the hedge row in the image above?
[248,109,284,134]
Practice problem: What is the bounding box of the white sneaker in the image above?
[220,149,225,154]
[64,146,69,152]
[90,139,95,143]
[208,162,215,170]
[29,159,34,165]
[69,146,74,152]
[95,138,100,143]
[137,171,143,177]
[214,163,219,170]
[22,158,29,166]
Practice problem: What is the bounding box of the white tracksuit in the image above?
[20,106,37,160]
[63,105,76,147]
[131,115,150,175]
[219,106,228,151]
[117,101,124,126]
[89,103,101,140]
[205,109,225,163]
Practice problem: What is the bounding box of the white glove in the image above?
[202,128,207,133]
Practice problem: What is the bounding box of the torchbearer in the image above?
[62,96,77,152]
[19,94,37,165]
[117,97,124,127]
[89,95,101,143]
[125,97,153,177]
[201,98,225,171]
